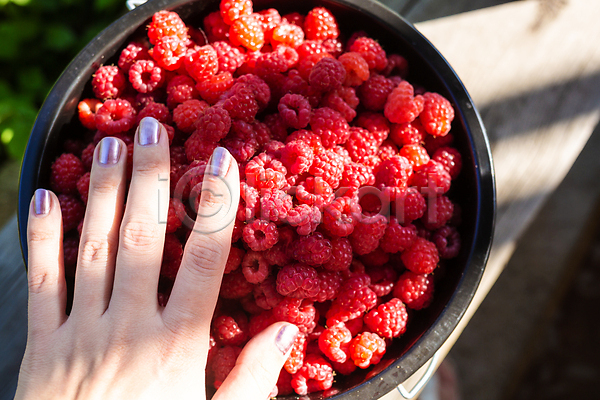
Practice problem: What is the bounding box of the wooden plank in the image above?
[379,0,600,398]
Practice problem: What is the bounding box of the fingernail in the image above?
[208,147,232,177]
[33,189,51,216]
[275,324,299,355]
[138,117,160,146]
[98,137,121,165]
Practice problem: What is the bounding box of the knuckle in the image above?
[120,218,160,252]
[28,271,52,294]
[184,237,226,278]
[28,229,55,244]
[133,157,165,179]
[90,176,121,197]
[78,236,114,265]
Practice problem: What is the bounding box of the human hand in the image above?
[16,117,299,400]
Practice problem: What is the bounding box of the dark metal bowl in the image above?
[18,0,495,398]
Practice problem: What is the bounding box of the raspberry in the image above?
[278,94,311,129]
[149,35,187,71]
[172,99,208,133]
[276,264,320,299]
[92,65,125,101]
[195,106,232,142]
[220,0,252,25]
[136,102,171,125]
[379,217,417,254]
[234,74,271,110]
[377,139,397,161]
[349,332,386,369]
[273,298,317,333]
[364,298,408,339]
[411,160,451,197]
[387,186,426,223]
[401,236,439,274]
[322,196,360,237]
[128,60,164,94]
[212,313,248,346]
[76,172,90,203]
[263,114,287,142]
[77,99,103,130]
[310,107,350,148]
[196,71,235,105]
[248,310,277,337]
[95,99,136,134]
[166,198,185,233]
[322,38,343,57]
[118,42,150,73]
[319,323,352,363]
[349,37,387,72]
[309,57,345,92]
[358,74,395,111]
[229,15,265,51]
[323,237,352,272]
[320,88,358,122]
[355,111,390,144]
[345,127,378,163]
[50,153,85,195]
[420,92,454,137]
[270,22,304,48]
[296,177,334,209]
[286,204,321,236]
[384,81,424,124]
[304,7,339,41]
[211,346,242,389]
[433,225,460,259]
[224,246,244,274]
[241,250,270,284]
[184,132,217,162]
[282,12,304,28]
[218,83,259,122]
[291,232,332,266]
[184,45,218,82]
[296,40,328,59]
[220,271,254,299]
[211,41,246,73]
[375,155,413,188]
[242,219,279,251]
[348,214,387,255]
[77,142,94,170]
[367,264,398,297]
[394,271,434,310]
[264,226,295,266]
[310,270,342,302]
[340,162,374,189]
[160,234,183,279]
[204,11,230,42]
[254,51,288,81]
[400,144,430,169]
[58,194,85,232]
[291,353,334,395]
[63,235,79,276]
[280,140,313,175]
[338,51,370,87]
[326,273,377,326]
[284,333,307,374]
[147,11,187,45]
[259,188,293,222]
[433,146,462,180]
[255,8,281,33]
[390,119,426,146]
[222,135,258,163]
[245,152,287,189]
[383,54,409,78]
[422,195,454,230]
[360,247,389,268]
[345,30,367,51]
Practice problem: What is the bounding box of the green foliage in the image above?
[0,0,127,160]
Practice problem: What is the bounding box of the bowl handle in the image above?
[396,350,440,399]
[126,0,148,10]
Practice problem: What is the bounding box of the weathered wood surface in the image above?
[381,0,600,398]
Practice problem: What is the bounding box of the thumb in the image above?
[212,322,299,400]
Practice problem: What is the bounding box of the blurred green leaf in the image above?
[94,0,121,11]
[44,24,76,51]
[18,67,47,100]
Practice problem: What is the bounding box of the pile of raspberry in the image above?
[48,1,464,396]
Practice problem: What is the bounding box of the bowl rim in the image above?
[18,0,496,398]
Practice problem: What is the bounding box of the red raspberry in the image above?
[320,87,358,122]
[248,309,276,336]
[310,107,350,148]
[286,204,321,236]
[323,237,352,272]
[252,276,283,310]
[345,127,378,164]
[367,264,398,297]
[394,271,434,310]
[309,57,345,92]
[195,106,231,142]
[338,51,370,87]
[349,37,387,72]
[387,186,426,223]
[80,144,95,171]
[259,188,293,222]
[254,51,288,81]
[241,250,270,284]
[278,94,311,129]
[184,45,218,82]
[309,148,344,189]
[218,83,259,122]
[220,271,254,299]
[281,140,313,175]
[128,60,164,94]
[383,54,409,78]
[304,7,339,41]
[364,298,408,339]
[326,274,377,326]
[211,41,246,73]
[296,177,334,209]
[375,155,413,188]
[355,111,390,144]
[264,226,295,266]
[420,92,454,137]
[172,99,208,133]
[422,195,454,230]
[433,146,462,180]
[384,81,424,124]
[380,218,417,253]
[390,119,426,146]
[341,161,375,188]
[222,135,258,163]
[245,152,286,189]
[349,214,387,255]
[234,74,271,110]
[291,353,334,395]
[136,101,171,126]
[358,74,394,111]
[411,160,451,197]
[95,99,136,134]
[229,15,264,51]
[149,35,187,71]
[92,65,125,100]
[147,10,187,45]
[194,72,234,104]
[76,172,90,203]
[424,132,454,155]
[211,346,242,389]
[377,139,398,161]
[243,219,278,251]
[166,198,184,233]
[296,40,328,59]
[220,0,252,25]
[322,196,360,237]
[282,12,304,28]
[291,232,332,266]
[78,99,103,130]
[433,225,461,259]
[166,75,198,108]
[224,246,244,274]
[50,153,85,195]
[284,333,307,374]
[58,194,84,232]
[184,132,218,162]
[273,298,317,333]
[322,38,343,56]
[276,264,320,299]
[204,11,230,42]
[401,236,439,274]
[319,323,352,363]
[255,8,281,33]
[118,41,150,73]
[277,369,294,396]
[400,144,430,169]
[212,313,248,346]
[270,22,304,48]
[62,235,79,276]
[160,234,183,279]
[345,30,367,51]
[263,114,287,142]
[310,270,342,302]
[349,332,386,369]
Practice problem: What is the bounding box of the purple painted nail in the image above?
[33,189,51,216]
[98,137,121,165]
[138,117,160,146]
[275,324,299,355]
[208,147,232,177]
